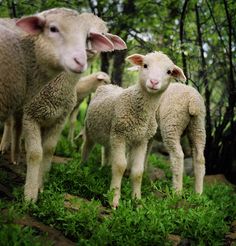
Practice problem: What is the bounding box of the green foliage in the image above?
[0,201,52,246]
[2,152,235,245]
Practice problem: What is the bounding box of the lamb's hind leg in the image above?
[81,127,94,164]
[188,121,206,194]
[24,119,42,202]
[164,136,184,193]
[38,123,65,192]
[68,105,80,145]
[11,112,23,164]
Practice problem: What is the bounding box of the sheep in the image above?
[146,83,206,194]
[68,72,111,144]
[81,51,186,208]
[21,16,126,202]
[0,9,122,164]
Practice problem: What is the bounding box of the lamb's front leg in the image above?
[39,124,65,191]
[24,119,42,202]
[128,141,147,200]
[0,117,12,154]
[110,137,126,208]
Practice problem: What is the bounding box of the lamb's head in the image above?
[95,72,111,86]
[126,51,186,94]
[16,8,126,74]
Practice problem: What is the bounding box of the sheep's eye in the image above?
[50,26,59,33]
[143,64,148,68]
[167,70,171,75]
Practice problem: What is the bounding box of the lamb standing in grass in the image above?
[82,51,186,208]
[68,72,111,144]
[0,8,116,164]
[21,14,126,202]
[146,83,206,194]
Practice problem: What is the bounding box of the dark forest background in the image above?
[0,0,235,182]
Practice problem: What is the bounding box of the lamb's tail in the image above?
[188,95,205,117]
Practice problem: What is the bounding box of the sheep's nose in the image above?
[74,57,87,72]
[150,79,159,85]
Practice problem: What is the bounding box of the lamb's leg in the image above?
[0,117,12,153]
[11,113,23,164]
[164,136,184,193]
[68,105,80,145]
[188,123,206,194]
[144,138,154,171]
[81,128,94,164]
[129,142,147,200]
[24,119,42,202]
[101,146,110,166]
[38,124,64,191]
[110,137,126,208]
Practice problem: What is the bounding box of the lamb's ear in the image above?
[97,73,107,80]
[172,65,186,82]
[105,33,127,50]
[16,16,45,35]
[89,32,114,52]
[126,54,144,66]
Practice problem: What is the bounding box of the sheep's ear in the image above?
[172,65,186,82]
[105,33,127,50]
[16,16,45,35]
[89,32,114,52]
[126,54,144,66]
[97,73,107,80]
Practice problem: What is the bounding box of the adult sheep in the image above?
[82,51,186,208]
[0,9,122,164]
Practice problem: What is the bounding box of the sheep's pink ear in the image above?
[105,33,127,50]
[172,65,186,82]
[126,54,144,66]
[16,16,45,35]
[89,32,114,52]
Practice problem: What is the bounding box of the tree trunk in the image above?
[195,4,213,173]
[179,0,189,83]
[111,50,127,86]
[7,0,17,18]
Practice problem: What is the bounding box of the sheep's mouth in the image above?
[147,85,159,91]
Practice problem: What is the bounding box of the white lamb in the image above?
[0,9,123,164]
[68,72,111,144]
[82,51,186,208]
[21,15,126,202]
[147,83,206,194]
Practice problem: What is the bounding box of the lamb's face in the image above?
[96,72,111,86]
[126,51,186,94]
[16,8,125,75]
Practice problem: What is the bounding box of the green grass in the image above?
[1,132,236,245]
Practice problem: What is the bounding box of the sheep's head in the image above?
[16,8,126,75]
[126,51,186,94]
[95,72,111,86]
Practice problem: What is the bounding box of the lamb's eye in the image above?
[50,26,59,33]
[167,70,171,75]
[143,64,148,68]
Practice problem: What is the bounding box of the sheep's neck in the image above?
[134,83,163,112]
[21,36,63,102]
